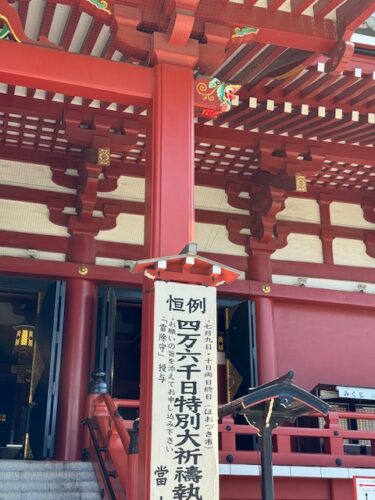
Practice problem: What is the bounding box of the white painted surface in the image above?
[95,214,144,244]
[0,160,75,193]
[195,186,249,215]
[91,25,112,57]
[219,464,375,479]
[331,202,375,229]
[48,4,71,44]
[69,13,93,53]
[95,257,131,267]
[100,183,249,217]
[277,197,320,223]
[290,466,321,477]
[99,176,145,202]
[272,234,323,263]
[351,33,375,46]
[0,200,69,236]
[0,246,65,261]
[272,274,375,294]
[196,223,247,256]
[278,0,291,12]
[333,238,375,268]
[24,0,44,40]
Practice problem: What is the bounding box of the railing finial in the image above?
[89,370,108,394]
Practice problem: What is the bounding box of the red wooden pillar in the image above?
[247,253,272,282]
[254,296,277,384]
[55,278,96,460]
[247,252,277,384]
[144,63,195,258]
[67,232,97,264]
[138,63,195,500]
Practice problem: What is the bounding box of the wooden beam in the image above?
[197,1,337,53]
[267,0,287,10]
[0,255,249,294]
[290,0,315,16]
[272,260,375,286]
[195,124,375,166]
[0,41,152,106]
[0,229,144,261]
[0,93,148,130]
[0,255,143,286]
[313,0,344,20]
[336,0,375,38]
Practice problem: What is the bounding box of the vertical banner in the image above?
[151,280,218,500]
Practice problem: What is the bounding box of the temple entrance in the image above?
[95,288,142,419]
[96,289,257,420]
[0,279,65,460]
[111,301,142,402]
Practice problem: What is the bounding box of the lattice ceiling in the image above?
[311,160,375,192]
[0,0,374,194]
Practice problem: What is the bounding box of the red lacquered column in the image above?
[254,296,277,384]
[144,63,195,258]
[138,63,195,500]
[247,253,277,384]
[55,278,96,460]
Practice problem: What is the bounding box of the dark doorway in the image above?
[95,288,142,420]
[0,279,65,460]
[112,301,142,401]
[225,300,258,451]
[95,290,257,426]
[0,292,38,459]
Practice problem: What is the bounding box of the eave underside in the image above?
[0,0,374,273]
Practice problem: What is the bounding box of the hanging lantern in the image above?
[13,325,34,352]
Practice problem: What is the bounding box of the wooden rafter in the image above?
[336,0,375,38]
[197,0,337,52]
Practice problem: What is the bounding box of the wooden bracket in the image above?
[63,110,138,153]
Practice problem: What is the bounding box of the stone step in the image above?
[0,461,101,498]
[0,470,96,481]
[0,461,94,472]
[0,480,99,493]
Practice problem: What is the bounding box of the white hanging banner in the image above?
[150,280,219,500]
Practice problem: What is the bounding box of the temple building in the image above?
[0,0,374,499]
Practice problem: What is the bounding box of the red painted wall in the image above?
[220,476,354,500]
[273,300,375,390]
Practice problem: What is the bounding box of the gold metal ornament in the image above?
[78,266,89,276]
[97,147,111,167]
[295,175,307,192]
[217,335,225,352]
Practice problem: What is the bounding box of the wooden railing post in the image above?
[127,419,139,500]
[275,432,291,454]
[83,371,108,453]
[221,416,236,461]
[371,438,375,457]
[325,412,344,458]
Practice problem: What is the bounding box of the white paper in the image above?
[150,280,219,500]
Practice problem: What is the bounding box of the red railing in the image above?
[84,395,140,500]
[84,398,375,499]
[220,411,375,468]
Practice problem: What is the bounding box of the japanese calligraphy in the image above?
[151,281,218,500]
